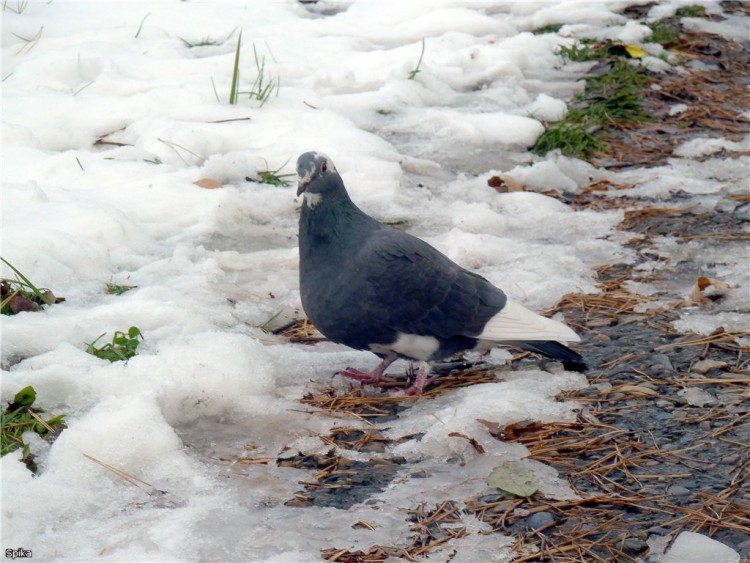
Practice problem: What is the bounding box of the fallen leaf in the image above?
[690,276,731,304]
[9,294,39,314]
[477,419,544,441]
[487,174,524,193]
[487,460,540,497]
[624,44,648,58]
[448,431,485,454]
[194,178,222,189]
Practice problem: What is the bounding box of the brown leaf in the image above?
[477,419,544,441]
[194,178,222,189]
[487,174,524,193]
[448,432,485,454]
[9,294,39,314]
[690,276,731,304]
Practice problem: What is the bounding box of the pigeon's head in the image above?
[296,151,339,198]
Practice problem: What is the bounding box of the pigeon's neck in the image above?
[299,188,379,256]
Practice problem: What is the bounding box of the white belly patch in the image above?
[370,333,440,361]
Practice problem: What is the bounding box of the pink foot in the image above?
[340,367,389,385]
[394,362,435,396]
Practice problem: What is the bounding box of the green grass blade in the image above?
[229,30,242,104]
[0,257,52,306]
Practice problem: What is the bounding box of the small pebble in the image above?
[691,359,728,374]
[622,537,648,553]
[699,420,711,431]
[650,354,674,371]
[722,454,740,465]
[360,442,386,454]
[526,511,555,530]
[667,485,691,496]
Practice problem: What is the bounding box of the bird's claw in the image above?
[340,367,397,386]
[388,375,439,397]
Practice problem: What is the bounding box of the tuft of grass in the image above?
[242,43,280,107]
[534,53,652,158]
[584,59,651,121]
[534,23,563,35]
[106,282,137,296]
[1,386,66,473]
[86,326,143,362]
[647,20,681,46]
[675,5,706,17]
[533,120,603,159]
[225,33,280,107]
[556,39,598,62]
[247,158,295,187]
[408,38,426,80]
[1,257,56,314]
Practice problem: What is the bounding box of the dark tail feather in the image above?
[515,341,587,372]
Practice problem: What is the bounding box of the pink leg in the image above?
[402,361,436,396]
[340,354,397,385]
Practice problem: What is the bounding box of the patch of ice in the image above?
[661,531,740,563]
[682,14,750,42]
[674,136,750,158]
[673,312,750,336]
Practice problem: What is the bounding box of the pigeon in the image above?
[296,151,586,395]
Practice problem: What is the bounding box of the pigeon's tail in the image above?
[517,341,588,372]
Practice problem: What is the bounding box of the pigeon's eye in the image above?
[321,162,328,173]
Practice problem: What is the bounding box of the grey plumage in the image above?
[296,151,585,395]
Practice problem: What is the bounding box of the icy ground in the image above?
[2,1,747,561]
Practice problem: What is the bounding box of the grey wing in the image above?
[355,229,507,339]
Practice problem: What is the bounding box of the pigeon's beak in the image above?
[297,175,311,196]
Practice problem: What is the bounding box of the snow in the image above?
[660,531,741,563]
[1,1,746,561]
